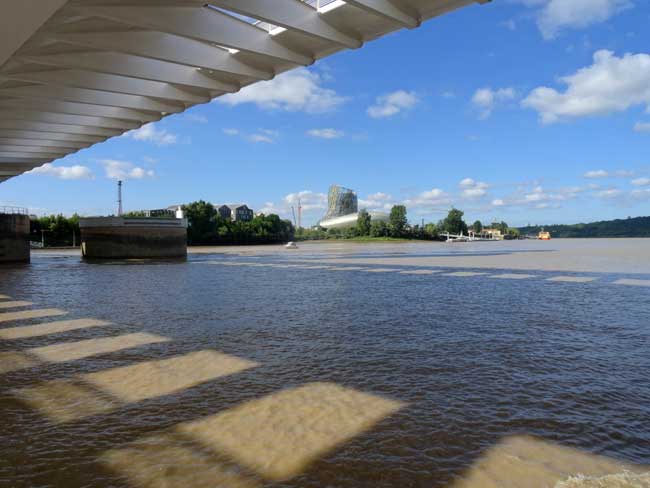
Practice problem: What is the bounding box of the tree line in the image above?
[298,206,520,240]
[182,200,294,245]
[518,216,650,238]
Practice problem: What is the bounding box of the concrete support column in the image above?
[0,212,30,263]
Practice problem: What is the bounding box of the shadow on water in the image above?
[1,253,649,487]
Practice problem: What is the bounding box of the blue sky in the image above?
[2,0,650,227]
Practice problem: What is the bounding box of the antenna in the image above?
[117,180,123,216]
[298,198,302,230]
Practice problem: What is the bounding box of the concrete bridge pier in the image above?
[0,208,30,263]
[79,217,188,259]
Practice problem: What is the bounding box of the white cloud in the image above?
[631,177,650,186]
[595,188,621,198]
[534,0,632,40]
[260,190,328,217]
[459,178,490,199]
[101,160,155,180]
[404,188,451,210]
[492,199,505,207]
[218,68,346,113]
[307,128,344,139]
[523,50,650,124]
[634,122,650,133]
[471,87,516,119]
[247,134,273,143]
[28,163,94,180]
[223,128,239,136]
[584,169,609,178]
[359,192,395,212]
[367,90,419,118]
[124,123,177,145]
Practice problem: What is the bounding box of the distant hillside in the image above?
[518,216,650,238]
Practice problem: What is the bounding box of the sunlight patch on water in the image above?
[102,432,260,488]
[0,300,32,309]
[0,318,110,340]
[14,350,258,424]
[177,382,405,481]
[362,268,401,273]
[101,382,405,485]
[444,271,488,277]
[547,276,597,283]
[490,274,537,280]
[451,436,648,488]
[0,333,169,374]
[0,308,67,323]
[613,279,650,287]
[399,269,443,275]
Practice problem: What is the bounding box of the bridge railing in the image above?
[0,206,29,215]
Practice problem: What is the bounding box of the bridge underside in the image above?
[0,0,488,183]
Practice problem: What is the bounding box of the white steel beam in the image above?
[0,138,91,149]
[0,85,184,113]
[0,151,64,159]
[0,120,120,137]
[1,70,212,104]
[0,130,105,144]
[0,109,139,130]
[209,0,362,49]
[18,52,238,92]
[344,0,420,28]
[0,98,159,122]
[50,31,274,80]
[0,145,70,155]
[0,0,68,66]
[75,6,314,65]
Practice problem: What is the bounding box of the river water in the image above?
[1,240,649,487]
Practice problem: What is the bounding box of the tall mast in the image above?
[117,180,123,216]
[298,198,302,229]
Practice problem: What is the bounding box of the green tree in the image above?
[369,220,389,237]
[182,200,217,244]
[356,209,372,236]
[389,205,408,237]
[473,220,483,233]
[440,208,468,235]
[424,223,439,240]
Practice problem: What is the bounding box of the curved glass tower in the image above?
[323,185,358,220]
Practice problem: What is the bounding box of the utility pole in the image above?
[298,198,302,230]
[117,180,123,216]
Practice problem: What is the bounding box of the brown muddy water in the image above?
[1,240,649,487]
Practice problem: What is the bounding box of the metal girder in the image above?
[1,69,212,104]
[0,85,184,113]
[75,5,314,65]
[0,0,68,66]
[0,137,90,149]
[0,98,159,122]
[0,151,64,159]
[50,31,274,80]
[0,145,70,154]
[344,0,420,28]
[0,109,139,130]
[0,137,92,150]
[18,52,238,92]
[0,156,49,164]
[0,130,106,144]
[0,120,122,137]
[209,0,362,49]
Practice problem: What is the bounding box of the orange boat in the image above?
[538,230,551,240]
